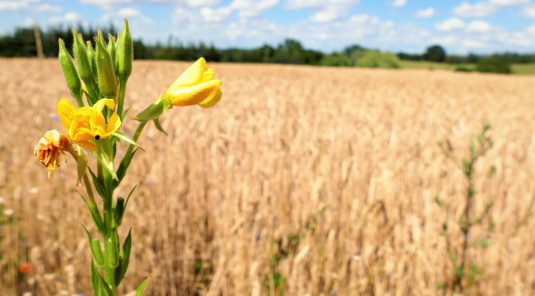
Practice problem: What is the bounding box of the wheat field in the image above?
[1,58,535,295]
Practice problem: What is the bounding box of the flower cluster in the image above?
[33,19,221,295]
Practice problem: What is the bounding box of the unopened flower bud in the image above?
[117,18,133,83]
[107,33,117,74]
[95,30,117,98]
[58,39,83,107]
[72,31,92,84]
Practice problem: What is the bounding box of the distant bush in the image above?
[320,52,353,67]
[476,56,512,74]
[454,65,474,72]
[356,50,400,69]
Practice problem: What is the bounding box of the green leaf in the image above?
[75,148,88,185]
[134,97,169,122]
[95,151,118,181]
[78,193,105,233]
[473,239,490,248]
[113,131,144,150]
[136,278,149,296]
[82,225,105,266]
[91,239,105,266]
[434,196,443,208]
[153,118,168,136]
[116,229,132,285]
[115,197,125,226]
[91,260,100,295]
[124,185,137,211]
[116,148,139,182]
[89,167,107,198]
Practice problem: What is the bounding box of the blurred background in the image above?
[0,0,534,72]
[1,1,535,295]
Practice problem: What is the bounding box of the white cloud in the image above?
[0,0,61,12]
[200,6,233,22]
[462,39,487,48]
[524,5,535,18]
[285,0,358,23]
[489,0,528,5]
[117,7,153,23]
[65,12,80,23]
[49,11,81,25]
[285,0,324,9]
[186,0,220,7]
[172,7,197,22]
[80,0,135,9]
[36,3,62,13]
[231,0,279,18]
[436,18,465,31]
[454,2,496,17]
[416,8,434,18]
[466,20,491,33]
[392,0,407,7]
[454,0,528,17]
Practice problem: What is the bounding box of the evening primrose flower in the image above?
[135,57,222,122]
[34,129,70,175]
[162,57,222,108]
[57,98,121,151]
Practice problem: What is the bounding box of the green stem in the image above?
[117,80,127,117]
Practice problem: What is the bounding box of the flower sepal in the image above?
[134,96,171,122]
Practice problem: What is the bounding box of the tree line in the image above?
[0,25,533,67]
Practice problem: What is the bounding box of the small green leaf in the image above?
[115,197,125,226]
[473,239,490,248]
[91,239,105,266]
[153,118,167,136]
[116,229,132,285]
[91,260,100,294]
[116,148,139,182]
[89,167,107,198]
[79,193,105,233]
[113,131,144,150]
[434,196,443,208]
[136,278,149,296]
[95,151,118,181]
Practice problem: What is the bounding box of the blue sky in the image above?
[0,0,534,54]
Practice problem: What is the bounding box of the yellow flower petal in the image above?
[168,57,207,89]
[93,99,115,112]
[166,79,221,106]
[57,98,76,131]
[106,113,122,135]
[199,88,222,108]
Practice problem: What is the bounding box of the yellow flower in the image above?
[162,57,222,108]
[34,129,70,175]
[57,98,121,151]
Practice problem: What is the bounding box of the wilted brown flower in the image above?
[34,129,69,175]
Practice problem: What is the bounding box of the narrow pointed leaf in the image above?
[113,131,144,150]
[89,167,107,198]
[116,229,132,285]
[136,278,149,296]
[153,118,168,136]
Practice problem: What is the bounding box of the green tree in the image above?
[424,45,446,62]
